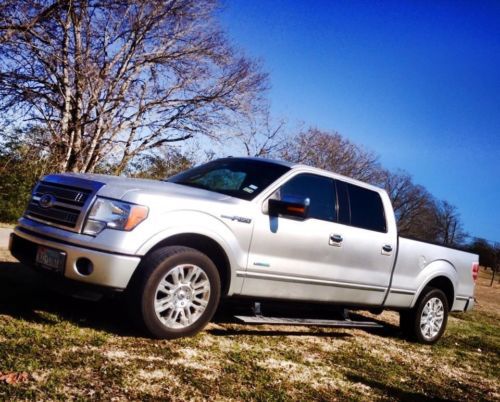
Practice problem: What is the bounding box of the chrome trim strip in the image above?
[236,270,386,292]
[25,214,77,230]
[32,196,82,211]
[389,288,416,296]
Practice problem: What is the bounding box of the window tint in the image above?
[346,183,387,232]
[279,174,336,222]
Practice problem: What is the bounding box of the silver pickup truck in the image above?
[9,157,478,343]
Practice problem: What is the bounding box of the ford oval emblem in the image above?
[39,194,55,208]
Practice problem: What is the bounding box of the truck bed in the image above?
[385,236,476,311]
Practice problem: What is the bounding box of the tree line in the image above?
[0,0,497,267]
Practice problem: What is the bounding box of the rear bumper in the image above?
[9,228,141,290]
[452,295,475,312]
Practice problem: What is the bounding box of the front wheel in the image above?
[400,287,449,344]
[131,246,221,339]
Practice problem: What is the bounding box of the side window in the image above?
[278,174,336,222]
[346,183,387,232]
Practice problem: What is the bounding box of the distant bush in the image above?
[0,137,54,222]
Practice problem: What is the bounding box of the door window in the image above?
[346,183,387,232]
[277,174,337,222]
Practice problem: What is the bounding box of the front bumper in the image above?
[9,228,141,290]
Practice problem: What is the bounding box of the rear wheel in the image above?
[400,287,449,344]
[131,246,221,339]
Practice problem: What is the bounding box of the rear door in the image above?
[332,180,397,302]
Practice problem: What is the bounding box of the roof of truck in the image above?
[227,156,296,168]
[230,156,386,195]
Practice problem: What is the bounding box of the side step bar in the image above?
[234,315,383,329]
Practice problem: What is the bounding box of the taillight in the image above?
[472,262,479,281]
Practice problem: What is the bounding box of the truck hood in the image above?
[51,173,233,203]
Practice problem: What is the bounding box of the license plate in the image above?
[36,246,66,274]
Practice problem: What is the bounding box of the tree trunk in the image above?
[114,154,132,176]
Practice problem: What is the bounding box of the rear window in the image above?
[346,183,387,232]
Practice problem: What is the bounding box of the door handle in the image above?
[330,234,343,243]
[382,245,393,253]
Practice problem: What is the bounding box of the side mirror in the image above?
[268,196,310,220]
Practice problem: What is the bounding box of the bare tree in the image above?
[0,0,266,173]
[281,128,383,184]
[123,146,194,180]
[227,107,288,158]
[434,200,467,246]
[280,130,455,242]
[380,169,440,240]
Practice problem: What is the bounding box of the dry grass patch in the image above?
[0,248,499,400]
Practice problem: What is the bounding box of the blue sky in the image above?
[218,0,500,242]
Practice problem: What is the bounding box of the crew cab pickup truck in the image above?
[9,157,478,343]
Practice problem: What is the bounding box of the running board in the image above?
[234,315,383,328]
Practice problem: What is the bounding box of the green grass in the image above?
[0,253,499,401]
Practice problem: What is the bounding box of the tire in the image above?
[401,287,449,344]
[130,246,221,339]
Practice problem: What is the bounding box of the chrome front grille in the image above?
[35,182,90,206]
[25,201,81,227]
[25,179,98,231]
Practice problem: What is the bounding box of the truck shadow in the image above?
[0,260,403,340]
[345,374,442,402]
[0,260,139,337]
[207,327,354,338]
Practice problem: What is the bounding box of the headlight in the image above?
[83,198,149,235]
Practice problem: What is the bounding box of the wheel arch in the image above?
[146,233,232,296]
[410,261,457,310]
[420,276,455,311]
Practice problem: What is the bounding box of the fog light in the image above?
[75,258,94,276]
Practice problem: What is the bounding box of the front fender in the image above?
[135,210,252,295]
[409,260,458,308]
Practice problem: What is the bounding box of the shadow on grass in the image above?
[207,327,353,338]
[0,260,406,341]
[347,312,404,339]
[209,313,402,339]
[345,373,453,401]
[211,302,404,339]
[0,260,140,337]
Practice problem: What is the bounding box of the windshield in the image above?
[167,158,290,200]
